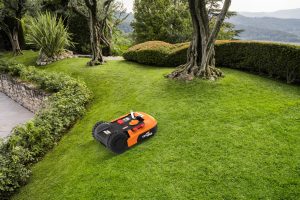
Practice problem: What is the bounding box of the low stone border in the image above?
[37,50,76,66]
[0,74,48,113]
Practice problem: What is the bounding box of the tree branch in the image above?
[69,4,88,19]
[84,0,93,9]
[207,0,231,48]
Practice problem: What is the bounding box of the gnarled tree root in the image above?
[166,64,224,81]
[197,66,224,80]
[13,50,23,56]
[87,59,104,66]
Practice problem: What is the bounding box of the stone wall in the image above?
[0,74,47,113]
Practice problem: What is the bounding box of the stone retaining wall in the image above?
[0,74,47,113]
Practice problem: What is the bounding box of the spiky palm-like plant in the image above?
[26,12,73,58]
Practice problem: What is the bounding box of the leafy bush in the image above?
[25,12,73,58]
[0,61,92,198]
[124,41,188,66]
[68,12,90,54]
[0,143,31,197]
[215,41,300,83]
[124,40,300,83]
[111,31,134,56]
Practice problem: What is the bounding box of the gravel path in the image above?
[0,92,34,138]
[75,55,124,61]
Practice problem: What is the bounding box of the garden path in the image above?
[0,92,34,138]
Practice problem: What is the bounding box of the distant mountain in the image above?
[118,12,134,34]
[229,15,300,43]
[233,24,300,43]
[240,8,300,19]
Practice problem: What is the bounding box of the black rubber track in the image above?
[92,121,110,143]
[108,132,129,154]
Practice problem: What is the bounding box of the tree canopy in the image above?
[132,0,240,44]
[132,0,192,44]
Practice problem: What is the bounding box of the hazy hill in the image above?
[229,15,300,35]
[233,24,300,43]
[228,15,300,43]
[240,8,300,19]
[118,12,134,33]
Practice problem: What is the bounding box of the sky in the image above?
[122,0,300,13]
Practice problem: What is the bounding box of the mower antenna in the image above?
[130,110,135,119]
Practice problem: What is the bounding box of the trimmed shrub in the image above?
[124,40,300,83]
[124,41,188,66]
[0,61,92,198]
[215,41,300,83]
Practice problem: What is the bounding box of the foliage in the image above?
[67,11,90,54]
[118,12,134,33]
[39,0,69,16]
[215,41,300,83]
[0,0,27,30]
[210,19,242,40]
[20,0,130,55]
[0,143,31,197]
[207,0,242,40]
[132,0,192,44]
[0,0,29,53]
[124,40,300,83]
[0,60,92,198]
[132,0,240,44]
[3,51,300,200]
[124,41,188,66]
[111,31,133,56]
[67,11,132,55]
[25,11,73,58]
[68,0,130,56]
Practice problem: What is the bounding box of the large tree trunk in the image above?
[166,0,231,81]
[18,22,26,49]
[6,28,22,56]
[87,11,104,66]
[12,28,22,55]
[74,0,113,66]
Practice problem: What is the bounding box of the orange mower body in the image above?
[92,112,157,154]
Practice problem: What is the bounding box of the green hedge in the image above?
[0,61,92,198]
[124,41,300,83]
[123,41,189,67]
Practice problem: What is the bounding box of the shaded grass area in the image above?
[2,51,300,199]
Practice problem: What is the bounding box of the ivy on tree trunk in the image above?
[167,0,231,81]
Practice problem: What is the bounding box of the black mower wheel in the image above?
[92,121,110,140]
[108,132,128,154]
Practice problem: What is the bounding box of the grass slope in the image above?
[2,51,300,199]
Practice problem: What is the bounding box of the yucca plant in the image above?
[26,12,73,58]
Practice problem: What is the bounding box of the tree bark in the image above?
[166,0,231,81]
[101,20,113,56]
[15,0,25,50]
[82,0,113,66]
[3,25,22,56]
[87,10,104,66]
[12,28,22,55]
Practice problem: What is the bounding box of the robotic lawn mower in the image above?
[92,111,157,154]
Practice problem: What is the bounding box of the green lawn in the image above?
[3,51,300,199]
